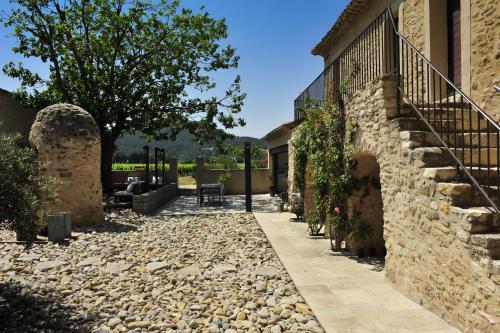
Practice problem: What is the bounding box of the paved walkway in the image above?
[156,194,282,215]
[254,212,461,333]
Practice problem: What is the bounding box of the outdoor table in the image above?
[198,183,224,206]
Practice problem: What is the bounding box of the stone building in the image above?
[30,104,104,226]
[280,0,499,332]
[263,121,296,196]
[0,89,37,145]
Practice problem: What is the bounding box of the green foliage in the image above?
[289,193,304,219]
[0,134,58,241]
[113,131,265,164]
[290,64,372,249]
[291,102,371,248]
[2,0,246,189]
[178,164,196,177]
[290,123,308,207]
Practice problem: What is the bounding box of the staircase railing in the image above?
[387,9,500,213]
[294,6,500,213]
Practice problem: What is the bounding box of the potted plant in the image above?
[289,193,304,221]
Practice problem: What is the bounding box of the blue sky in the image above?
[0,0,350,138]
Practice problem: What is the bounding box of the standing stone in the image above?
[29,103,104,226]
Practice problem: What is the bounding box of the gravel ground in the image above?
[0,211,324,333]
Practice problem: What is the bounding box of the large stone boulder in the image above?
[29,103,104,226]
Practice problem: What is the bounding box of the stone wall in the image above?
[195,158,271,195]
[470,0,500,119]
[400,0,425,53]
[133,183,177,214]
[0,89,37,145]
[342,75,499,332]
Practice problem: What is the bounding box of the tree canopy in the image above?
[3,0,246,189]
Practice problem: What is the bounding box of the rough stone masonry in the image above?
[29,103,104,226]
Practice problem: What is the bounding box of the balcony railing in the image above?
[294,9,397,121]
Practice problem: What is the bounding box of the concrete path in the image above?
[254,212,461,333]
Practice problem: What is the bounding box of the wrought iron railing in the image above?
[294,9,397,121]
[294,7,500,213]
[387,9,500,213]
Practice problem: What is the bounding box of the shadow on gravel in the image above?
[74,221,138,235]
[0,282,94,333]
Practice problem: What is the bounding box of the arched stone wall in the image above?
[29,103,104,226]
[348,154,385,257]
[344,75,499,332]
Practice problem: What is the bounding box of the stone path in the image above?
[0,211,322,332]
[157,194,282,215]
[254,212,462,333]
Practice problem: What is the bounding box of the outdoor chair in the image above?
[114,181,146,202]
[197,183,224,206]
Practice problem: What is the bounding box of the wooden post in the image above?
[244,142,252,212]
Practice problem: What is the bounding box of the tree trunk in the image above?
[101,134,115,194]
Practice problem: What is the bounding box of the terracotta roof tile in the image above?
[312,0,371,57]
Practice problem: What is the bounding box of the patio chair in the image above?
[114,181,143,202]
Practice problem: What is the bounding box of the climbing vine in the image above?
[291,64,372,250]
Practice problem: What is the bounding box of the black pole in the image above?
[143,145,150,192]
[154,148,159,186]
[161,149,166,185]
[244,142,252,212]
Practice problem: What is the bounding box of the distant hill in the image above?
[114,130,265,163]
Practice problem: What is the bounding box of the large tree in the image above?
[2,0,246,191]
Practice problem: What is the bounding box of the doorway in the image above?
[270,145,289,195]
[447,0,461,88]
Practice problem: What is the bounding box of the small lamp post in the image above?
[143,145,150,192]
[161,149,166,185]
[154,147,160,186]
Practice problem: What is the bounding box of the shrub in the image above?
[0,134,58,241]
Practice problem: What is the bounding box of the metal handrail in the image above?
[294,5,500,213]
[387,9,500,131]
[387,8,500,213]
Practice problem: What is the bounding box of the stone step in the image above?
[448,132,500,148]
[436,182,479,207]
[456,148,499,166]
[470,234,500,260]
[437,181,500,208]
[415,107,481,122]
[449,206,498,234]
[392,117,429,131]
[404,96,468,110]
[399,131,441,148]
[409,147,454,168]
[431,119,488,131]
[424,166,500,184]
